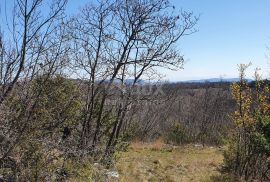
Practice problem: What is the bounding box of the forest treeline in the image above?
[0,0,269,181]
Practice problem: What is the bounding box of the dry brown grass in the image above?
[115,143,224,182]
[151,138,165,151]
[130,139,145,150]
[131,138,166,151]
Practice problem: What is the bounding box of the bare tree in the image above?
[69,0,198,158]
[0,1,69,180]
[0,0,67,105]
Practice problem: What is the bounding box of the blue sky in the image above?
[67,0,270,81]
[2,0,270,81]
[166,0,270,81]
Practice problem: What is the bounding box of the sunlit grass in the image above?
[116,142,223,182]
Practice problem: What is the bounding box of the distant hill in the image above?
[178,78,253,83]
[70,78,253,85]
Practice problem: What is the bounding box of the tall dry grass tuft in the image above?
[130,139,144,150]
[151,138,165,151]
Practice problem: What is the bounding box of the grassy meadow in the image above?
[113,140,224,182]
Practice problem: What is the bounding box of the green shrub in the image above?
[223,65,270,181]
[166,123,190,145]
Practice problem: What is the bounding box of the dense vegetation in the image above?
[223,65,270,181]
[0,0,269,181]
